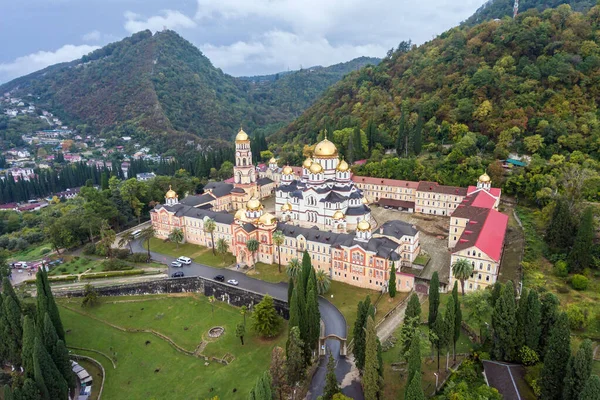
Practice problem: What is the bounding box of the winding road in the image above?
[131,240,363,399]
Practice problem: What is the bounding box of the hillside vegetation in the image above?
[0,31,378,147]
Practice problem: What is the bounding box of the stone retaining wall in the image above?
[57,276,289,319]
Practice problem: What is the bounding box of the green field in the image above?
[58,294,286,399]
[9,242,53,262]
[146,237,236,268]
[247,262,287,283]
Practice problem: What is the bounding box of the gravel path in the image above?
[376,292,427,342]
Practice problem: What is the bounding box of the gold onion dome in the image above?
[357,219,371,232]
[234,208,246,220]
[333,210,345,220]
[282,166,293,175]
[309,162,323,174]
[336,159,349,172]
[479,172,491,183]
[281,202,292,211]
[269,157,277,164]
[246,198,263,211]
[259,212,276,225]
[303,157,313,169]
[165,185,177,199]
[313,138,338,157]
[235,128,249,142]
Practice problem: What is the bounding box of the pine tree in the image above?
[285,327,305,387]
[563,339,593,400]
[405,373,425,400]
[579,375,600,400]
[524,290,542,353]
[492,281,518,361]
[323,352,341,400]
[428,272,440,329]
[405,334,422,399]
[353,296,372,371]
[452,282,462,361]
[541,312,571,400]
[569,207,595,272]
[362,316,380,400]
[22,316,37,378]
[545,198,574,252]
[252,295,281,338]
[515,287,529,351]
[540,292,560,354]
[443,296,455,371]
[388,262,397,298]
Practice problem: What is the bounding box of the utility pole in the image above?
[513,0,519,18]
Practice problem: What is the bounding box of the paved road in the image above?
[132,240,363,400]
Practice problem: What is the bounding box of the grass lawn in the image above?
[49,257,103,276]
[9,242,53,262]
[421,293,488,335]
[247,262,287,283]
[146,237,235,268]
[413,254,431,266]
[58,294,287,400]
[327,281,409,340]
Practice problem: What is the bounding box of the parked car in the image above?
[171,271,184,278]
[177,256,192,265]
[214,275,225,282]
[170,261,183,268]
[227,279,239,286]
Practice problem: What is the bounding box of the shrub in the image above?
[40,248,51,255]
[557,285,570,294]
[553,260,569,277]
[81,270,145,280]
[519,346,540,366]
[101,259,133,271]
[128,252,149,263]
[566,304,589,331]
[525,364,543,398]
[82,243,96,255]
[113,248,131,260]
[570,274,589,290]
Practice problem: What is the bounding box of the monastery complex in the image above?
[151,128,509,293]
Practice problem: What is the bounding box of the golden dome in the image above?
[282,166,293,175]
[165,185,177,199]
[235,128,249,142]
[303,157,313,168]
[333,210,345,220]
[313,138,338,157]
[479,173,491,183]
[309,162,323,174]
[357,219,371,232]
[246,198,263,211]
[269,157,277,164]
[234,208,246,220]
[258,212,276,225]
[336,159,349,172]
[281,202,292,211]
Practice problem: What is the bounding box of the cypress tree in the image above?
[323,352,341,400]
[568,207,595,272]
[362,316,380,400]
[492,281,517,361]
[306,285,321,357]
[352,126,363,160]
[405,373,425,400]
[545,198,574,252]
[301,251,311,293]
[428,272,440,329]
[515,287,529,351]
[400,293,422,355]
[252,371,272,400]
[396,105,408,157]
[53,340,76,390]
[295,275,308,348]
[443,295,455,371]
[4,385,13,400]
[490,282,502,308]
[541,312,571,400]
[405,293,422,322]
[285,327,305,387]
[0,295,6,363]
[540,292,560,354]
[452,282,462,361]
[3,294,23,366]
[405,334,422,399]
[433,312,444,371]
[22,316,37,378]
[20,378,41,400]
[563,339,593,400]
[353,296,372,371]
[524,290,542,353]
[412,116,423,155]
[33,337,68,400]
[287,278,294,304]
[36,269,65,342]
[388,262,397,298]
[288,287,300,331]
[580,375,600,400]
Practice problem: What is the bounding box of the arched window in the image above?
[243,158,247,166]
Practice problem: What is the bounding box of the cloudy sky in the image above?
[0,0,487,83]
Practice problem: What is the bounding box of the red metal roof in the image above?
[453,208,508,262]
[351,175,419,188]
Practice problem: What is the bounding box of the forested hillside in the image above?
[463,0,595,26]
[0,31,378,149]
[276,4,600,203]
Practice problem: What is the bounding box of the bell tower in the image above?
[232,126,258,209]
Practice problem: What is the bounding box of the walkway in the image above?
[376,292,427,342]
[130,239,363,400]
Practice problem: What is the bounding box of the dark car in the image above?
[214,275,225,282]
[171,271,184,278]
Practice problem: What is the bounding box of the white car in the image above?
[170,261,183,268]
[227,279,239,286]
[176,256,192,265]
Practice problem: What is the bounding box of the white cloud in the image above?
[124,9,196,34]
[0,44,99,83]
[82,30,102,42]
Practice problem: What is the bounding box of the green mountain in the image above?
[463,0,595,26]
[0,30,379,147]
